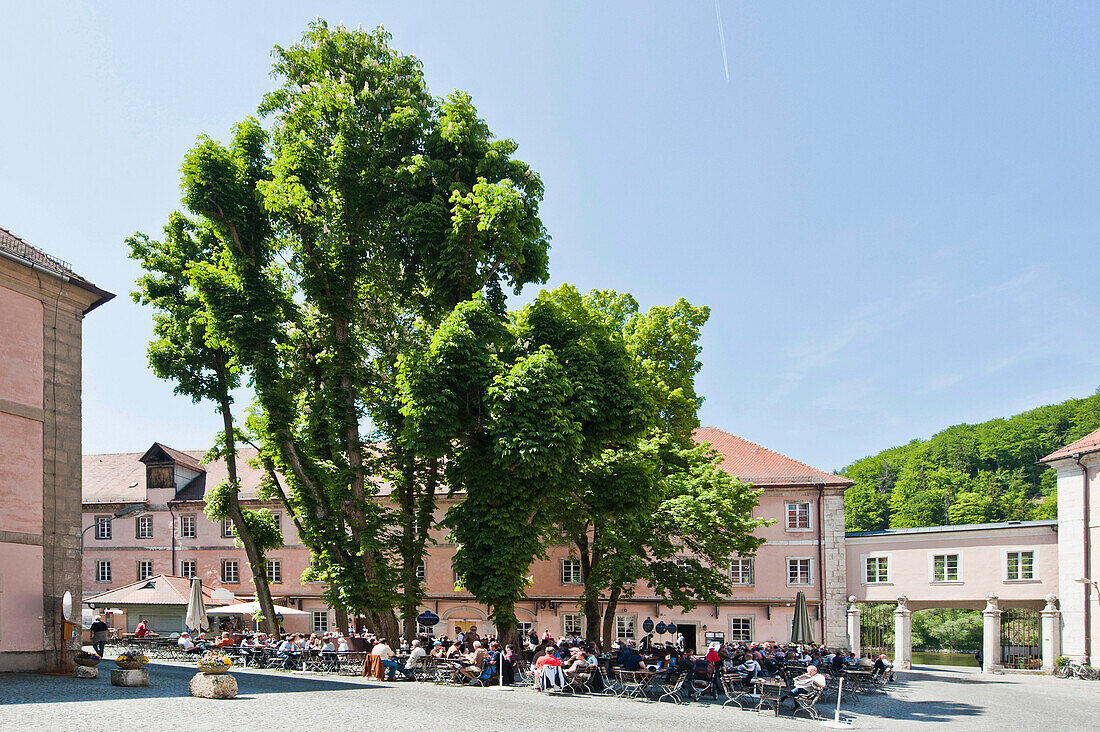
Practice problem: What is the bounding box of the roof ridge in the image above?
[694,426,846,483]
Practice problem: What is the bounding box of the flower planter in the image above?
[74,656,102,668]
[115,660,147,670]
[198,664,230,675]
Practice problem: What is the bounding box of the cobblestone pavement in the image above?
[2,662,1098,732]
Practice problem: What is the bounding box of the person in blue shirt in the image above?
[623,648,645,672]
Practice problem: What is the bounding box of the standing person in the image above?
[89,615,109,657]
[134,618,149,637]
[464,625,480,652]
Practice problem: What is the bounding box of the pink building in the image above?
[0,227,111,672]
[81,428,852,650]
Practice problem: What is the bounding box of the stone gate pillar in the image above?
[893,596,912,669]
[1040,594,1061,674]
[847,598,862,658]
[982,595,1002,673]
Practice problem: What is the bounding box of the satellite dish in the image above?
[62,591,74,622]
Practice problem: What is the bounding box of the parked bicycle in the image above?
[1054,660,1098,680]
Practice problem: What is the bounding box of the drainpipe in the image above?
[816,482,826,644]
[1074,454,1091,662]
[168,503,177,573]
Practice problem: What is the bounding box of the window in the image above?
[865,557,889,584]
[787,558,812,585]
[222,518,235,538]
[729,616,753,643]
[180,560,196,579]
[415,561,426,582]
[614,614,636,641]
[221,559,239,584]
[786,502,811,530]
[95,516,111,540]
[266,559,282,584]
[561,558,582,584]
[312,611,329,633]
[563,614,582,637]
[180,514,196,538]
[135,515,153,539]
[1006,551,1034,581]
[933,554,959,582]
[517,622,534,637]
[730,557,754,585]
[96,560,111,582]
[137,560,154,581]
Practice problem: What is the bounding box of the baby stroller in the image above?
[688,656,718,700]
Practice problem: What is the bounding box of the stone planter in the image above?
[74,655,102,668]
[115,660,147,670]
[198,664,231,675]
[73,665,99,679]
[111,668,150,687]
[189,671,237,699]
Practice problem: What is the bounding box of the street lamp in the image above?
[1075,577,1099,593]
[80,504,147,552]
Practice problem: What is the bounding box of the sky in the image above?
[1,2,1098,471]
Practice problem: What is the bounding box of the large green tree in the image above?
[128,215,283,634]
[159,21,548,639]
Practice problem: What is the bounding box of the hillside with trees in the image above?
[841,390,1100,531]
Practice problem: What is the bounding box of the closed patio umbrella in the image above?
[185,578,209,633]
[790,591,814,646]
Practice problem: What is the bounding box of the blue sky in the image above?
[2,2,1097,471]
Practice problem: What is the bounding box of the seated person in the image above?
[733,656,761,684]
[535,646,564,689]
[430,641,446,659]
[405,639,428,675]
[215,632,235,648]
[563,648,589,679]
[621,647,645,672]
[781,664,826,704]
[373,638,413,681]
[454,641,488,683]
[178,632,204,655]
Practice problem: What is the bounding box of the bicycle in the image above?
[1054,660,1098,680]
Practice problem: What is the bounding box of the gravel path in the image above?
[2,662,1098,731]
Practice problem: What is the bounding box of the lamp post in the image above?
[80,504,147,553]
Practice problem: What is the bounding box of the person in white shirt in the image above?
[405,639,427,674]
[781,664,826,705]
[373,638,412,680]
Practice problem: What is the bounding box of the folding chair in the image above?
[790,687,823,720]
[654,668,687,704]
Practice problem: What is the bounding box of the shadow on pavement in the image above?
[0,663,381,706]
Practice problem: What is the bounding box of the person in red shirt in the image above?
[215,632,235,648]
[134,619,148,638]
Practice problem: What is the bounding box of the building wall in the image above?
[1049,453,1100,665]
[845,523,1059,610]
[0,256,102,672]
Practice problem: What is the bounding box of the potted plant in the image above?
[74,651,102,667]
[114,651,149,670]
[197,650,233,675]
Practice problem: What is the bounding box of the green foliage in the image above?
[843,390,1100,530]
[911,609,983,651]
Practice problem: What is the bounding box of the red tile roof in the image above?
[0,225,114,312]
[1041,427,1100,463]
[693,427,852,488]
[82,575,229,607]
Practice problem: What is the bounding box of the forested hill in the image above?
[841,390,1100,531]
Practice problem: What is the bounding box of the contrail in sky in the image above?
[714,0,730,80]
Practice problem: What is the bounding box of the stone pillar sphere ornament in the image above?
[1040,594,1062,674]
[982,594,1003,674]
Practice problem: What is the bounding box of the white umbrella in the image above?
[185,578,209,633]
[205,600,309,616]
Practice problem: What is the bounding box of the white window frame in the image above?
[415,561,426,582]
[730,557,754,585]
[96,560,111,582]
[222,518,235,538]
[221,559,239,584]
[1005,549,1036,582]
[930,553,961,583]
[95,516,111,540]
[266,559,282,584]
[517,621,534,637]
[563,613,583,637]
[729,616,753,643]
[561,558,582,585]
[136,559,154,581]
[180,514,196,538]
[136,514,153,539]
[785,501,812,531]
[787,557,812,586]
[614,614,637,641]
[180,559,197,579]
[312,611,329,633]
[864,555,890,584]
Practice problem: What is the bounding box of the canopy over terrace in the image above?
[207,600,310,631]
[83,575,228,634]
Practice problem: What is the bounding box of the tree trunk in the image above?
[601,586,622,648]
[335,607,349,635]
[217,383,279,637]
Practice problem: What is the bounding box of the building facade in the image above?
[0,227,111,672]
[82,427,852,649]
